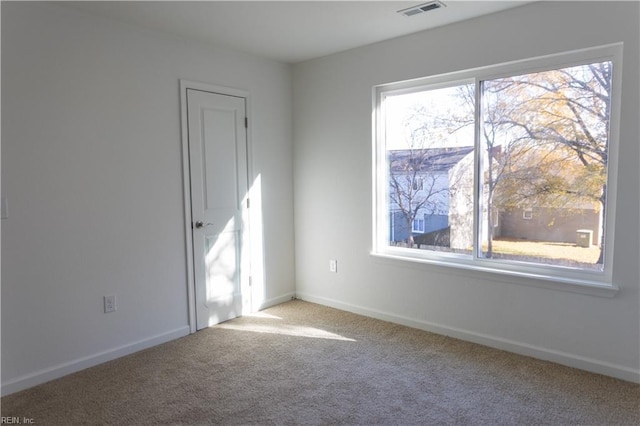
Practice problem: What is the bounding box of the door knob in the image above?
[194,221,213,229]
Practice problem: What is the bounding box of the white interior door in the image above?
[187,88,250,330]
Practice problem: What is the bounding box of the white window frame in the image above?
[412,218,425,233]
[522,208,533,220]
[372,44,622,296]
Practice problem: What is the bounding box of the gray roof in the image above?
[388,147,474,173]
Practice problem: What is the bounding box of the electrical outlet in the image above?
[104,295,117,313]
[329,259,338,273]
[1,196,8,219]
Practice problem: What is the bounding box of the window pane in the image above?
[480,61,612,271]
[385,84,475,253]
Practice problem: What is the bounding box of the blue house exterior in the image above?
[388,146,474,245]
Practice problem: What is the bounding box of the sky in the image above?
[384,84,475,150]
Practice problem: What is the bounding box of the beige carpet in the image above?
[2,299,638,425]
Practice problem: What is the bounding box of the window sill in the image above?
[370,251,619,298]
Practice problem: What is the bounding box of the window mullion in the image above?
[473,78,483,261]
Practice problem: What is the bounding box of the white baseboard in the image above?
[1,326,190,396]
[295,292,640,384]
[5,292,636,396]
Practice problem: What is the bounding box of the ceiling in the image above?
[60,1,532,64]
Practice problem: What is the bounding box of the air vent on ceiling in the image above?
[398,1,446,17]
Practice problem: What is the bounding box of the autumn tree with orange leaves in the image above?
[480,61,613,262]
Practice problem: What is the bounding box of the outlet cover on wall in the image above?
[104,295,117,313]
[1,196,8,219]
[329,259,338,273]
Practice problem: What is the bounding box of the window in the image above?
[373,44,622,289]
[413,219,425,233]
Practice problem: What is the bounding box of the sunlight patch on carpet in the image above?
[216,323,357,341]
[244,312,283,320]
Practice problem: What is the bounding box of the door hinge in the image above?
[245,117,248,128]
[249,276,252,287]
[247,198,250,209]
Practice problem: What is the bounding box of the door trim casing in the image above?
[179,79,253,334]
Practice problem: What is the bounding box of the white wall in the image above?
[1,2,294,394]
[293,1,640,382]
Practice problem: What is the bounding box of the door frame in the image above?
[179,79,253,334]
